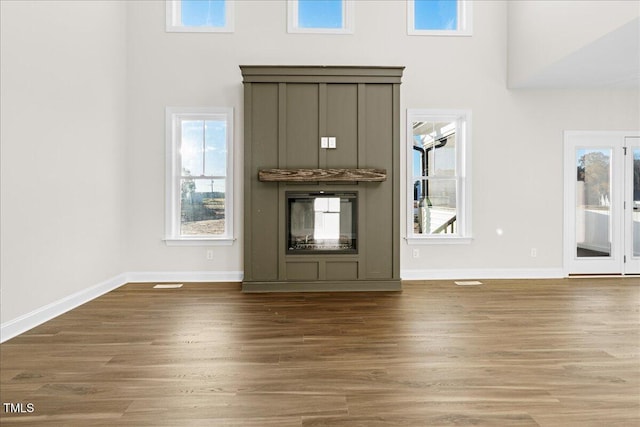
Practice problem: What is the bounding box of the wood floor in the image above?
[1,278,639,426]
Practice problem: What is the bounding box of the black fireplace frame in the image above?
[285,191,358,255]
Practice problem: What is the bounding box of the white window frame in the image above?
[287,0,354,34]
[406,109,472,245]
[407,0,472,36]
[166,0,234,33]
[165,107,234,246]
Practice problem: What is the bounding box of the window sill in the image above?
[164,238,235,247]
[408,30,472,37]
[166,26,234,33]
[405,237,473,245]
[288,28,353,35]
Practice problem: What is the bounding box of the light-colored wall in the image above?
[124,0,638,277]
[508,0,640,87]
[406,88,638,276]
[2,1,638,328]
[0,1,128,324]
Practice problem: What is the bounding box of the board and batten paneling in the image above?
[364,84,395,279]
[245,83,280,281]
[326,83,358,168]
[241,66,403,291]
[285,84,319,169]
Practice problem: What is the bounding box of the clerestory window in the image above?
[166,0,234,33]
[288,0,354,34]
[408,0,472,36]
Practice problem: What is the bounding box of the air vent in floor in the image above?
[454,281,483,286]
[153,284,184,289]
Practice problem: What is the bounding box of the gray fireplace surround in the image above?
[241,66,403,292]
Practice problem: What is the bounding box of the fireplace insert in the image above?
[286,191,357,254]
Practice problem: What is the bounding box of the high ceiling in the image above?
[517,18,639,89]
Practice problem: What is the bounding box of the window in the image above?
[288,0,354,34]
[165,107,234,245]
[166,0,234,32]
[408,0,472,36]
[407,109,471,243]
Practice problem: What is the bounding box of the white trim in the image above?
[287,0,354,34]
[563,131,640,276]
[624,136,640,274]
[406,109,472,242]
[126,271,243,283]
[407,0,472,37]
[405,237,472,245]
[0,270,244,343]
[0,266,578,343]
[166,0,235,33]
[401,268,565,281]
[163,238,235,246]
[0,273,128,343]
[165,107,234,243]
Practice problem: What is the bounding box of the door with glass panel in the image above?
[624,137,640,274]
[564,131,640,275]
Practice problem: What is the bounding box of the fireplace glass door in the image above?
[287,192,357,253]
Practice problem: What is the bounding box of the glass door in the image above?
[624,137,640,274]
[564,132,625,275]
[575,147,613,258]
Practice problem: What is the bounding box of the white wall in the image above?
[508,0,640,88]
[0,1,128,324]
[1,1,638,329]
[124,0,638,278]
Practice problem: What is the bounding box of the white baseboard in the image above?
[0,273,128,343]
[401,268,566,281]
[0,270,244,343]
[2,268,565,343]
[125,271,244,283]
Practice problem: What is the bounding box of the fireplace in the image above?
[287,191,357,254]
[241,65,402,291]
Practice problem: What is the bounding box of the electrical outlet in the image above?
[412,248,420,258]
[530,248,537,258]
[206,250,214,260]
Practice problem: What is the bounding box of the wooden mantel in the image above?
[258,168,387,182]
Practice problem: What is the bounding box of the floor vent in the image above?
[454,281,483,286]
[153,284,184,289]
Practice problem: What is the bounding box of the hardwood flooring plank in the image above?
[1,279,638,425]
